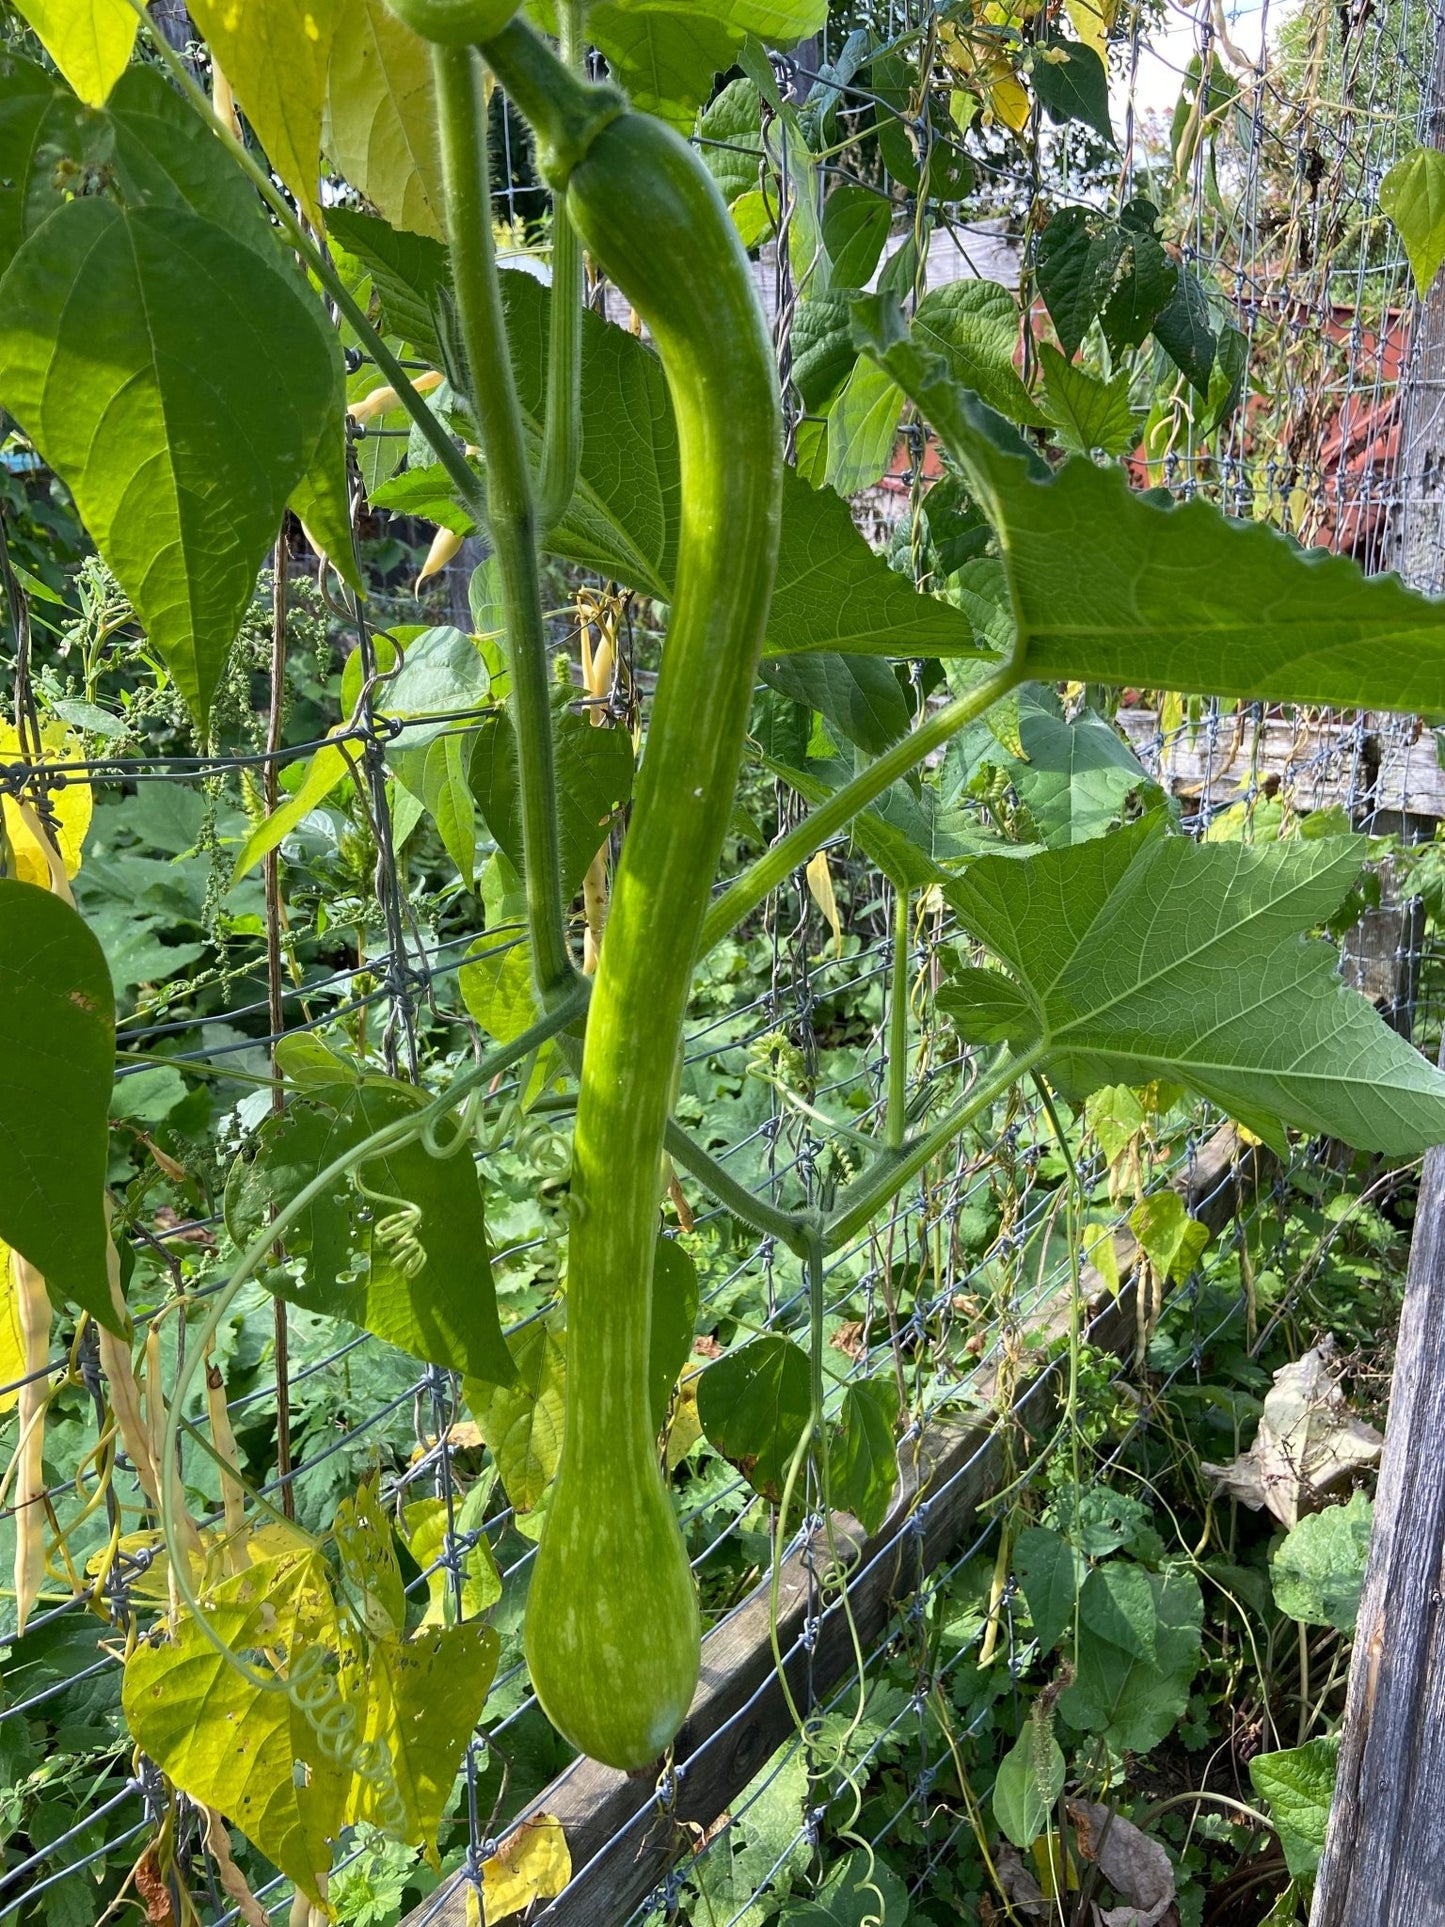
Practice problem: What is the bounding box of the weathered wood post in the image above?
[1312,10,1445,1878]
[1311,1073,1445,1921]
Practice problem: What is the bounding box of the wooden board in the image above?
[400,1125,1262,1927]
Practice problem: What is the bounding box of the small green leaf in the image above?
[650,1237,700,1433]
[465,1316,566,1514]
[1031,37,1114,144]
[422,732,478,891]
[0,200,336,732]
[1152,266,1217,397]
[1130,1191,1211,1284]
[1038,343,1141,458]
[1381,146,1445,297]
[470,708,632,900]
[697,1334,813,1502]
[224,1084,516,1383]
[824,358,904,494]
[914,280,1043,427]
[828,1377,900,1532]
[992,1725,1066,1848]
[0,882,116,1329]
[1080,1560,1158,1662]
[761,652,910,756]
[326,207,449,362]
[790,294,858,411]
[821,184,890,288]
[1250,1737,1339,1878]
[699,78,765,204]
[230,739,354,886]
[1016,1525,1082,1654]
[1271,1491,1373,1632]
[459,937,537,1046]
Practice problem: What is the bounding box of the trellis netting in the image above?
[2,0,1444,1924]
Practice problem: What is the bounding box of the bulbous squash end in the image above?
[523,1472,701,1771]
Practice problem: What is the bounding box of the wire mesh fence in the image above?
[3,0,1445,1923]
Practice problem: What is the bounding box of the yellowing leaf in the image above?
[324,0,444,240]
[12,0,136,106]
[481,1815,571,1922]
[0,1236,23,1416]
[805,848,842,956]
[0,725,92,885]
[1063,0,1114,60]
[464,1318,566,1514]
[189,0,338,229]
[122,1545,351,1905]
[402,1491,501,1627]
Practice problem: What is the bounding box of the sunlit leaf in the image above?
[465,1316,566,1514]
[480,1815,572,1922]
[941,824,1445,1154]
[190,0,338,229]
[12,0,135,106]
[1381,146,1445,298]
[0,200,337,732]
[325,0,443,239]
[1250,1738,1338,1879]
[855,294,1445,711]
[993,1725,1066,1849]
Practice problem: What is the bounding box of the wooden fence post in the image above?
[1311,1065,1445,1923]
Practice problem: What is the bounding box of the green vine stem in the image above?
[536,0,586,533]
[825,1045,1035,1250]
[433,45,574,1001]
[699,657,1024,959]
[887,885,910,1150]
[481,17,783,1770]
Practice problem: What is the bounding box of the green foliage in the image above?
[225,1081,516,1382]
[992,1722,1066,1848]
[1380,146,1445,297]
[0,198,339,731]
[1271,1491,1373,1631]
[0,881,116,1328]
[1250,1738,1340,1878]
[697,1334,812,1503]
[1059,1565,1203,1751]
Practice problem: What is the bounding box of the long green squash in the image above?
[473,23,784,1768]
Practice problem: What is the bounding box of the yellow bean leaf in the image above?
[12,0,137,106]
[0,1236,24,1416]
[481,1815,571,1922]
[805,848,842,956]
[0,724,92,885]
[189,0,338,230]
[325,0,444,240]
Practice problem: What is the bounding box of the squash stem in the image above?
[536,0,586,533]
[433,44,575,1004]
[663,1119,812,1255]
[826,1045,1034,1250]
[699,658,1024,959]
[886,885,910,1150]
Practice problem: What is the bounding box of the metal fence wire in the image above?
[2,0,1445,1923]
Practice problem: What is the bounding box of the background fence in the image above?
[4,0,1445,1924]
